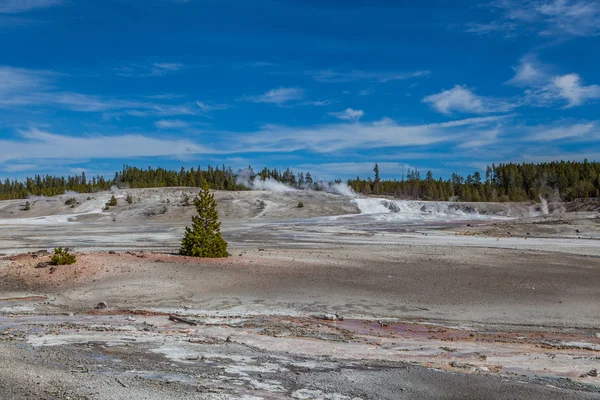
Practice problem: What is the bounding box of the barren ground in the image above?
[1,188,600,399]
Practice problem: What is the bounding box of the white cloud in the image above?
[550,74,600,107]
[244,87,304,105]
[506,56,600,108]
[473,0,600,37]
[0,66,50,95]
[114,62,186,77]
[196,101,229,113]
[464,21,519,37]
[0,65,197,116]
[301,100,334,106]
[527,73,600,108]
[144,93,185,100]
[154,119,189,129]
[526,122,597,141]
[312,69,430,83]
[506,55,550,87]
[0,128,218,163]
[0,163,40,172]
[422,85,515,114]
[0,0,62,13]
[457,127,502,149]
[239,115,511,154]
[328,108,364,122]
[151,62,185,76]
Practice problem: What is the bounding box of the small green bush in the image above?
[126,194,133,204]
[297,201,304,208]
[64,198,77,206]
[108,195,118,206]
[23,201,31,211]
[180,182,228,258]
[50,247,76,265]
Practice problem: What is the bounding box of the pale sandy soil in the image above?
[1,189,600,399]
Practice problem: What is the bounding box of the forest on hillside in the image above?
[1,161,599,202]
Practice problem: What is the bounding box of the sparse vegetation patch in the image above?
[50,247,76,265]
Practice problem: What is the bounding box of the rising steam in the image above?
[235,168,358,197]
[235,168,298,192]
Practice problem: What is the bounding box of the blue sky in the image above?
[1,0,600,181]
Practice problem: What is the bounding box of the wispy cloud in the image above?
[196,101,229,114]
[525,122,597,141]
[526,73,600,108]
[239,115,511,154]
[0,128,218,164]
[301,100,334,107]
[505,55,600,108]
[114,62,186,77]
[0,65,50,94]
[151,62,185,76]
[0,0,62,14]
[154,119,189,129]
[0,65,197,117]
[547,74,600,107]
[422,85,515,115]
[144,93,185,100]
[505,54,551,87]
[311,69,430,83]
[457,127,502,149]
[464,21,519,37]
[243,87,304,105]
[469,0,600,38]
[328,108,364,122]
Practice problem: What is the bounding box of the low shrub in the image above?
[50,247,76,265]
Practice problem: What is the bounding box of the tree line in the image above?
[1,161,599,202]
[348,161,600,202]
[0,165,315,200]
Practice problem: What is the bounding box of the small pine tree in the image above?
[23,201,31,211]
[108,195,118,206]
[179,182,228,258]
[126,194,133,204]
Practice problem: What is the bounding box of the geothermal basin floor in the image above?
[1,190,600,399]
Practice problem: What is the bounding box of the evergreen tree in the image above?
[179,182,228,258]
[373,163,380,184]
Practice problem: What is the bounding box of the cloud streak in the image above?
[239,115,512,153]
[243,87,304,105]
[0,65,197,117]
[328,108,364,122]
[311,69,430,83]
[469,0,600,38]
[0,0,62,14]
[0,128,218,164]
[154,119,189,129]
